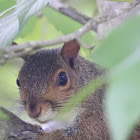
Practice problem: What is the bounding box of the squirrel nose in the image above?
[27,104,42,118]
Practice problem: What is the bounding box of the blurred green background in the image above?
[0,0,97,121]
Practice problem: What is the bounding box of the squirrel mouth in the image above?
[36,119,51,124]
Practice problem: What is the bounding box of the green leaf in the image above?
[16,16,62,42]
[106,60,140,140]
[0,0,50,47]
[0,0,15,13]
[0,6,15,19]
[43,7,82,35]
[91,16,140,140]
[18,16,39,38]
[64,0,97,17]
[92,16,140,69]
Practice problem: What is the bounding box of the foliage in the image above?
[92,16,140,140]
[0,0,50,47]
[0,0,15,13]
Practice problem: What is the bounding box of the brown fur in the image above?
[18,40,140,140]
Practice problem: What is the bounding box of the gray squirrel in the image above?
[17,40,140,140]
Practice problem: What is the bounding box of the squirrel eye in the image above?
[16,77,20,87]
[57,72,68,86]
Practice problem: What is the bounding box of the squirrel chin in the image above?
[34,108,57,124]
[42,107,82,132]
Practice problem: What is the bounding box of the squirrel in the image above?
[17,40,140,140]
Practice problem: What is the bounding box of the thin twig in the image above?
[77,38,95,50]
[49,0,92,26]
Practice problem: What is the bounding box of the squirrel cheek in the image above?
[19,91,27,105]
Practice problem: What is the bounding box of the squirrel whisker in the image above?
[0,96,23,105]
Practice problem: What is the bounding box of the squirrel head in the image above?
[17,40,80,123]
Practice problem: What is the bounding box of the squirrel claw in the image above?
[34,124,44,133]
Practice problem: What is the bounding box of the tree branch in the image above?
[0,106,43,139]
[49,0,95,30]
[0,0,139,66]
[97,0,140,39]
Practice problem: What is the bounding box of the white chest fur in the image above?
[42,107,81,132]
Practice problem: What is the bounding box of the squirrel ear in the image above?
[12,42,29,61]
[61,39,80,69]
